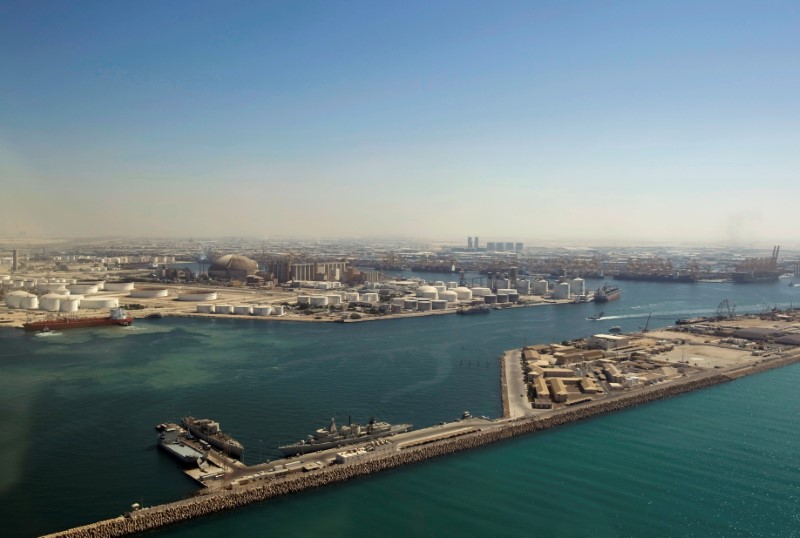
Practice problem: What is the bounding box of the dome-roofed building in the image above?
[208,254,259,281]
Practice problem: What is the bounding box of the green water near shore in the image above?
[2,278,800,536]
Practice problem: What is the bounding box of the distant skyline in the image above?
[2,1,798,245]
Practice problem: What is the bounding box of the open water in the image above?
[1,278,799,537]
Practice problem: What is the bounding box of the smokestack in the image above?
[12,249,18,273]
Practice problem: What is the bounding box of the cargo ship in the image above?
[612,273,696,283]
[181,417,244,460]
[23,307,133,332]
[594,285,621,303]
[279,417,412,457]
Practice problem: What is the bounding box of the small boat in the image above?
[588,312,605,320]
[609,326,622,333]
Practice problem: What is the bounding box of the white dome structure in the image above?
[416,286,439,300]
[439,290,458,303]
[453,287,473,301]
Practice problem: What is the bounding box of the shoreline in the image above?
[43,348,800,538]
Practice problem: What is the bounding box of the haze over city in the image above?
[2,1,798,245]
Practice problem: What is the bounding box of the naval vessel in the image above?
[279,417,412,456]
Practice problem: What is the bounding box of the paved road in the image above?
[503,350,535,418]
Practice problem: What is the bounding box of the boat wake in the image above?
[35,331,62,337]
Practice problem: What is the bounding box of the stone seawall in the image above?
[45,355,800,538]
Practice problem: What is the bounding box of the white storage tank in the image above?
[471,287,492,297]
[271,305,285,316]
[80,297,119,309]
[433,285,446,295]
[130,288,168,298]
[497,288,516,295]
[439,290,458,303]
[453,286,473,301]
[68,284,98,295]
[391,298,405,307]
[253,305,273,316]
[310,296,329,307]
[60,296,82,313]
[345,292,360,303]
[553,282,571,300]
[39,294,63,311]
[326,295,342,306]
[178,291,218,301]
[417,300,432,312]
[570,278,586,296]
[197,304,215,313]
[297,296,311,305]
[104,282,135,292]
[403,298,418,310]
[360,292,379,303]
[234,305,253,315]
[496,278,511,290]
[21,295,39,310]
[215,304,234,314]
[517,280,531,294]
[5,290,32,308]
[431,299,448,310]
[533,280,549,295]
[416,286,438,300]
[447,281,458,289]
[434,281,445,287]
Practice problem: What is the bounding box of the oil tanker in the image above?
[23,307,133,332]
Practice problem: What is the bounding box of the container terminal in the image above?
[43,308,800,538]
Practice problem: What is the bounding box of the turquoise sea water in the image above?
[1,279,799,537]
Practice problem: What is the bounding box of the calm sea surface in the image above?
[2,278,799,537]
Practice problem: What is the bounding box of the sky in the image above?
[1,1,798,246]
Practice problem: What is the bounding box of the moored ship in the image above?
[23,307,133,332]
[279,417,412,456]
[594,285,621,303]
[156,423,206,467]
[456,304,491,315]
[181,417,244,460]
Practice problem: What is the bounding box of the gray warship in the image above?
[279,417,411,456]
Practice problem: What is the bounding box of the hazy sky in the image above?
[1,1,798,245]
